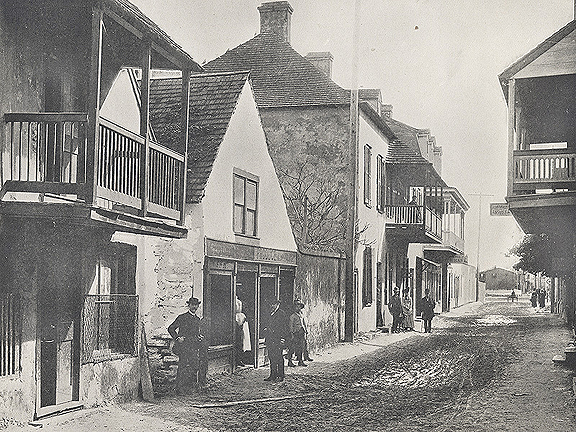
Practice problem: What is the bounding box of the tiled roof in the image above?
[385,140,429,164]
[383,117,426,162]
[204,33,350,108]
[149,71,250,203]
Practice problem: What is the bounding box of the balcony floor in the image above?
[0,201,187,238]
[507,191,576,235]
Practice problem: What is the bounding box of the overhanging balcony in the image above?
[512,149,576,192]
[385,205,442,244]
[1,112,186,237]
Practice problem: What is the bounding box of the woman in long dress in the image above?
[402,292,414,331]
[235,297,252,365]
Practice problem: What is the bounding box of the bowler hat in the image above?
[187,297,201,305]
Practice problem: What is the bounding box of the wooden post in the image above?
[507,79,516,198]
[179,69,191,225]
[140,40,152,217]
[344,89,359,343]
[85,7,104,205]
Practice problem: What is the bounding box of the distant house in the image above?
[479,267,517,291]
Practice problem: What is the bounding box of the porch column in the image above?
[85,7,104,205]
[507,79,516,198]
[140,40,152,217]
[179,69,191,226]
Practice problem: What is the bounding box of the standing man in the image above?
[421,289,436,333]
[168,297,207,392]
[289,300,307,367]
[388,287,403,333]
[263,300,287,382]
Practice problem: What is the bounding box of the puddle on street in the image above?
[474,315,516,326]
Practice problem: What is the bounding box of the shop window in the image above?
[364,144,372,206]
[82,245,138,363]
[209,274,233,346]
[233,170,259,237]
[362,247,373,307]
[0,291,20,376]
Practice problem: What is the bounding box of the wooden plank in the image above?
[179,69,191,224]
[140,40,151,217]
[139,324,154,401]
[85,7,104,205]
[4,113,88,123]
[1,180,80,195]
[95,185,141,208]
[507,79,516,198]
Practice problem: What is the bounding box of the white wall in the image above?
[355,111,389,332]
[202,81,297,253]
[100,69,140,134]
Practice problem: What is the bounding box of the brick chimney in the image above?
[381,104,393,119]
[258,1,293,43]
[305,52,334,78]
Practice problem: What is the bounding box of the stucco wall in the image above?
[203,81,296,253]
[294,250,345,351]
[80,357,140,407]
[259,105,351,251]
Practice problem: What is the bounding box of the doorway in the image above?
[236,271,257,366]
[37,256,80,416]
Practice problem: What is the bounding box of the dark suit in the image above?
[265,307,288,380]
[168,312,207,389]
[388,294,403,333]
[420,296,436,333]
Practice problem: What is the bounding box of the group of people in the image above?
[530,288,547,310]
[388,287,436,333]
[263,299,313,382]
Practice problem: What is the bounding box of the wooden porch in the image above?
[385,204,443,244]
[2,113,185,223]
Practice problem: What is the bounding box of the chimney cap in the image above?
[258,1,294,13]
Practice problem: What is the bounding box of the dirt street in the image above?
[10,294,576,432]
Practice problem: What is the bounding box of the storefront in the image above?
[204,239,296,370]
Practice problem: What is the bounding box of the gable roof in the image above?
[149,71,251,203]
[499,19,576,98]
[204,33,350,108]
[383,117,426,161]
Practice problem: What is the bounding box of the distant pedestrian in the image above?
[538,289,546,309]
[168,297,207,392]
[402,291,414,331]
[530,290,538,308]
[420,289,436,333]
[388,287,403,333]
[263,300,288,382]
[510,289,517,302]
[287,299,313,366]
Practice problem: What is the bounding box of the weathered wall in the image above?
[450,263,479,307]
[80,357,140,406]
[259,105,351,251]
[0,219,39,421]
[294,249,345,351]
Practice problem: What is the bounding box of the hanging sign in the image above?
[490,203,511,216]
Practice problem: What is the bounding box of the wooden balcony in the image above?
[1,112,186,234]
[442,230,465,254]
[512,149,576,192]
[385,205,442,244]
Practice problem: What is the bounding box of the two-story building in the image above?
[499,11,576,321]
[0,0,203,421]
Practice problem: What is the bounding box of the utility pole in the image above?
[469,193,494,301]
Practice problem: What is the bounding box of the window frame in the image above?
[376,154,386,212]
[233,168,260,238]
[362,246,373,307]
[363,144,372,206]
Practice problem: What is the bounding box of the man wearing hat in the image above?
[388,286,403,333]
[168,296,207,392]
[288,299,308,367]
[263,299,288,382]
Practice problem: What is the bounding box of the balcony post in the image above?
[140,40,152,217]
[85,6,104,205]
[179,69,191,226]
[507,79,516,198]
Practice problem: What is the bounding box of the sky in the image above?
[132,0,575,271]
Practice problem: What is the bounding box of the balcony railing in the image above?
[385,205,442,240]
[2,113,184,221]
[513,149,576,190]
[442,230,465,252]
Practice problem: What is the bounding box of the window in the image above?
[233,171,259,237]
[362,247,373,307]
[82,245,138,363]
[0,292,20,376]
[364,145,372,206]
[376,154,385,212]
